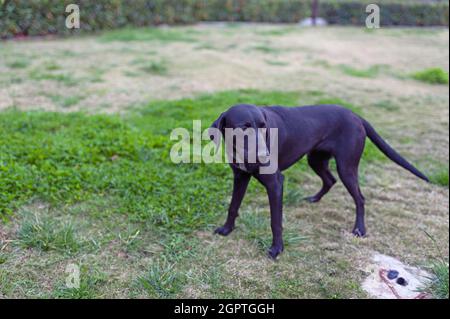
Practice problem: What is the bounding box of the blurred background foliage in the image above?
[0,0,449,39]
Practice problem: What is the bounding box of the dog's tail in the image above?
[361,118,429,182]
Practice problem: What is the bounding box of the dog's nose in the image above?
[396,277,408,286]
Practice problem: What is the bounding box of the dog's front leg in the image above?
[256,172,284,259]
[215,169,251,236]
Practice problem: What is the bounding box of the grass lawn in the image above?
[0,25,448,298]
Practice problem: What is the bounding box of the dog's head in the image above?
[208,104,270,168]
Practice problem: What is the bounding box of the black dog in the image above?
[210,104,429,259]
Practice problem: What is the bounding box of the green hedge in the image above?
[321,1,449,26]
[0,0,448,39]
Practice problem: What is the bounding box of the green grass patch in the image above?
[17,212,81,254]
[100,27,196,43]
[412,68,449,85]
[131,58,169,76]
[265,60,289,66]
[426,260,449,299]
[140,60,169,75]
[136,233,198,297]
[373,100,399,112]
[422,231,449,299]
[429,165,449,187]
[123,71,141,78]
[252,45,281,55]
[44,62,62,71]
[0,73,24,86]
[6,59,29,69]
[52,267,107,299]
[138,259,184,298]
[240,210,308,252]
[311,60,332,69]
[88,67,106,83]
[194,43,216,51]
[58,50,78,58]
[0,253,7,264]
[255,27,297,36]
[118,227,141,252]
[29,70,78,86]
[361,140,387,163]
[158,233,198,262]
[339,64,383,78]
[0,269,13,296]
[49,94,85,108]
[284,177,304,206]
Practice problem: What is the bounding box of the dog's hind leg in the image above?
[335,142,366,237]
[306,152,337,203]
[215,168,251,236]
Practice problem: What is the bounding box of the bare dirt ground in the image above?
[0,24,448,298]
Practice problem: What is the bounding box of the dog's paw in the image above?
[214,225,233,236]
[352,227,366,238]
[305,195,321,203]
[268,245,284,260]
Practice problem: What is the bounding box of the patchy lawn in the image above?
[0,25,448,299]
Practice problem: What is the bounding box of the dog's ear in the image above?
[208,112,226,148]
[211,112,226,132]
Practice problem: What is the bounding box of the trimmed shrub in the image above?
[321,1,449,26]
